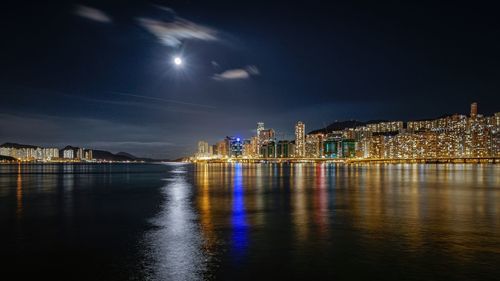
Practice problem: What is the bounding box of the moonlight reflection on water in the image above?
[142,163,206,281]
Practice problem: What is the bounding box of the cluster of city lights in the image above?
[194,103,499,162]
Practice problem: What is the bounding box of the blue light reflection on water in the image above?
[231,163,248,262]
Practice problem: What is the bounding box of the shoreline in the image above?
[1,159,499,165]
[0,161,175,165]
[190,157,500,164]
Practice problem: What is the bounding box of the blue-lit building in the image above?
[323,139,357,158]
[228,136,243,157]
[323,133,342,158]
[342,140,356,158]
[323,140,340,158]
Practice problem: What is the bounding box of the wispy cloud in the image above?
[212,65,260,81]
[74,4,112,23]
[137,6,217,47]
[64,93,215,115]
[109,91,216,109]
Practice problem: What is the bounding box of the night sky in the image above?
[1,0,499,158]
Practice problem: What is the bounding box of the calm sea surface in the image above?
[1,163,499,280]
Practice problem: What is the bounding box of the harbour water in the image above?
[1,163,499,280]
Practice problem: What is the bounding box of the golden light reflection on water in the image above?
[16,164,23,218]
[312,163,328,237]
[292,163,309,242]
[196,163,216,254]
[193,163,500,269]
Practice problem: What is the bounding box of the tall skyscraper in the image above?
[259,129,275,145]
[63,149,74,159]
[216,140,229,158]
[257,122,265,141]
[471,102,478,118]
[305,133,324,158]
[295,121,305,157]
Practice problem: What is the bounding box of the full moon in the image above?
[174,57,182,66]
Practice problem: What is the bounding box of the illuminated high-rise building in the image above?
[63,148,74,159]
[242,140,253,158]
[294,121,305,157]
[305,133,324,158]
[241,136,259,158]
[471,102,478,118]
[259,129,275,145]
[197,141,209,158]
[257,122,265,142]
[228,136,243,158]
[84,149,93,161]
[260,141,276,158]
[0,147,11,158]
[43,148,59,161]
[342,140,356,158]
[250,136,259,157]
[76,147,84,159]
[277,140,295,158]
[216,140,229,158]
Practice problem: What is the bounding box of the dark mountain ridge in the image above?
[308,120,387,134]
[0,142,40,149]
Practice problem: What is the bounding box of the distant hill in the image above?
[62,145,80,150]
[94,150,170,162]
[92,150,137,161]
[0,155,16,161]
[413,113,456,122]
[116,152,172,162]
[116,152,137,159]
[172,157,189,162]
[308,120,387,134]
[0,142,40,149]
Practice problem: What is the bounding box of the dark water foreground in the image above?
[0,163,499,280]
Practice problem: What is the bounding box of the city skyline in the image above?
[194,102,499,161]
[2,102,498,161]
[1,1,499,159]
